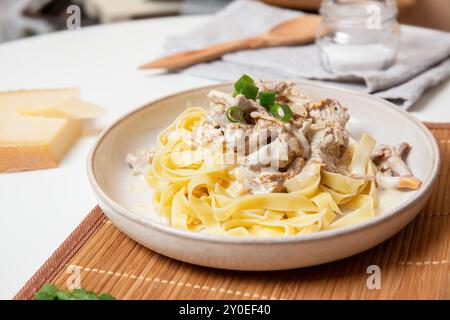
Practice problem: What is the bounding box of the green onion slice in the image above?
[234,74,255,92]
[240,82,259,100]
[226,106,243,123]
[270,103,293,122]
[259,91,276,107]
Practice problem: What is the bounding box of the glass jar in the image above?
[316,0,400,73]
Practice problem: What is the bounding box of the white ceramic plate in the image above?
[87,81,440,271]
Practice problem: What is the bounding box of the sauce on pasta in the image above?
[127,76,421,236]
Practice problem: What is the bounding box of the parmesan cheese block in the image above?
[0,88,103,173]
[18,97,105,119]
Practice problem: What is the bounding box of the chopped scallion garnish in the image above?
[259,91,276,107]
[270,103,293,122]
[234,74,255,92]
[240,82,259,100]
[226,106,243,123]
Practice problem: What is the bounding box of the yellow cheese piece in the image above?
[18,97,105,119]
[0,88,84,173]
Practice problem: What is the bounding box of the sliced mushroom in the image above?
[375,172,422,190]
[371,143,412,177]
[371,143,422,190]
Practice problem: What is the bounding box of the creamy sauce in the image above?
[375,188,412,216]
[335,188,412,225]
[125,80,421,234]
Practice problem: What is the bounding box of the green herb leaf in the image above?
[34,284,116,300]
[55,291,75,300]
[72,288,97,300]
[34,284,59,300]
[99,293,116,300]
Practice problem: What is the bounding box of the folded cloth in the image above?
[164,0,450,109]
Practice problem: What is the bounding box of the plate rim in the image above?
[87,80,440,244]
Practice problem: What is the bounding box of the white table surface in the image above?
[0,15,449,300]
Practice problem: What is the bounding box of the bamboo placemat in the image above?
[14,123,450,300]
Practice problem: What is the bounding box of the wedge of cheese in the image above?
[18,97,105,119]
[0,88,104,173]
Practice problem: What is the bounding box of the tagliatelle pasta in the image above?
[127,77,422,237]
[146,107,376,236]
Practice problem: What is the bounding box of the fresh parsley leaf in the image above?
[34,284,59,300]
[99,293,115,300]
[35,284,115,300]
[55,291,75,300]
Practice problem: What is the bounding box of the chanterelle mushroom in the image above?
[371,143,422,190]
[375,173,422,190]
[371,143,412,177]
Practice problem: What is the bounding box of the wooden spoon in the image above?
[139,14,321,70]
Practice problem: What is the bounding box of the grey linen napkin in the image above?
[165,0,450,109]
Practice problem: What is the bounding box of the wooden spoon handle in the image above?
[139,37,266,70]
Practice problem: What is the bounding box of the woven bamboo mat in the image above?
[14,123,450,300]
